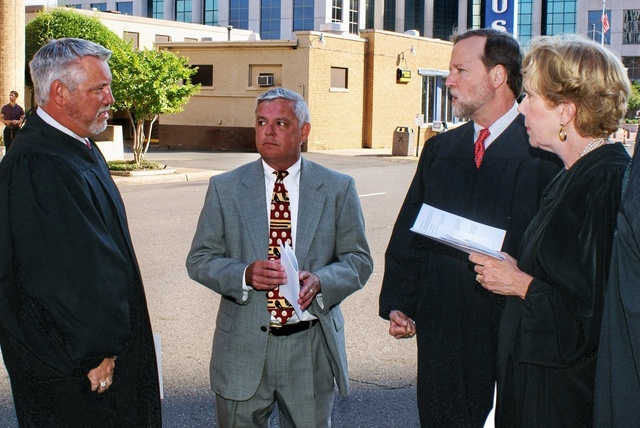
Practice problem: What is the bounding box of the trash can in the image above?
[392,126,415,156]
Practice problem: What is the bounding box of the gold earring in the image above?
[558,123,567,142]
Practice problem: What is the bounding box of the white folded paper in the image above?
[410,203,506,260]
[278,242,304,318]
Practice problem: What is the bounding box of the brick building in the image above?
[157,30,451,151]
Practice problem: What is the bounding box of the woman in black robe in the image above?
[469,34,632,427]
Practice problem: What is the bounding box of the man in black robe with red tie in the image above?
[0,38,161,426]
[379,28,561,427]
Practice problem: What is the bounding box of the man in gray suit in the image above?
[186,87,373,427]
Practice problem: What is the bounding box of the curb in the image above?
[112,168,222,186]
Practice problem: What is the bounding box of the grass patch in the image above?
[107,160,163,171]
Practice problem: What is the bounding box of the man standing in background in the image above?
[1,91,24,151]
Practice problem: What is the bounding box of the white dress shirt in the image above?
[474,101,520,149]
[242,157,318,322]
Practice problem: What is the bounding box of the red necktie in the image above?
[267,170,295,325]
[474,129,490,168]
[84,138,92,149]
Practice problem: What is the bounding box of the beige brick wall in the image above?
[361,30,451,149]
[159,30,451,151]
[305,35,365,151]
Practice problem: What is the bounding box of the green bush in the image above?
[107,160,162,171]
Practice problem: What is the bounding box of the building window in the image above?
[383,0,395,31]
[588,9,611,44]
[365,0,374,29]
[204,0,218,25]
[468,0,481,29]
[230,0,249,29]
[422,75,452,123]
[155,35,171,42]
[260,0,281,40]
[543,0,576,35]
[623,10,640,45]
[148,0,163,18]
[404,0,424,35]
[249,65,282,89]
[331,67,348,89]
[117,1,133,14]
[433,0,458,40]
[623,57,640,81]
[517,0,533,43]
[191,65,213,87]
[90,3,107,10]
[124,31,139,49]
[348,0,359,34]
[293,0,314,31]
[332,0,342,23]
[66,4,81,8]
[176,0,192,22]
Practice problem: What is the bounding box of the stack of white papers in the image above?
[278,242,304,318]
[410,203,506,260]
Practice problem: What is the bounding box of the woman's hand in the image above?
[469,252,534,299]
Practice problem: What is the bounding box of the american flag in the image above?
[601,12,610,34]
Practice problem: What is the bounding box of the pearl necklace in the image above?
[581,137,607,157]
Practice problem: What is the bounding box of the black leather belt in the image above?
[269,319,318,336]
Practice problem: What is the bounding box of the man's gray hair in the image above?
[29,38,112,106]
[256,87,311,126]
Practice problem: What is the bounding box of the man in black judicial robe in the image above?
[379,29,561,427]
[0,38,161,426]
[594,145,640,425]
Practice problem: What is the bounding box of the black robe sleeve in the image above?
[594,148,640,425]
[378,140,439,320]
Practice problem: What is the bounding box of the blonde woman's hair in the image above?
[522,33,630,138]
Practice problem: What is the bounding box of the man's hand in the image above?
[87,357,116,393]
[298,271,321,311]
[389,310,416,339]
[246,259,287,290]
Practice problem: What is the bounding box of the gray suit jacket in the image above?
[186,157,373,400]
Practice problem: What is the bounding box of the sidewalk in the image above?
[111,167,223,186]
[111,147,396,186]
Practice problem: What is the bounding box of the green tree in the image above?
[25,8,130,89]
[629,81,640,119]
[111,48,200,164]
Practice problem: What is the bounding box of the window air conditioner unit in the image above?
[257,74,274,87]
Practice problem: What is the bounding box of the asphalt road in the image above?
[0,148,427,427]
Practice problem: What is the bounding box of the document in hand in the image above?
[410,203,506,260]
[279,242,304,318]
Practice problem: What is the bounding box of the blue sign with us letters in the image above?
[485,0,517,35]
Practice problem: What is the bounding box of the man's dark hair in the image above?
[451,28,523,98]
